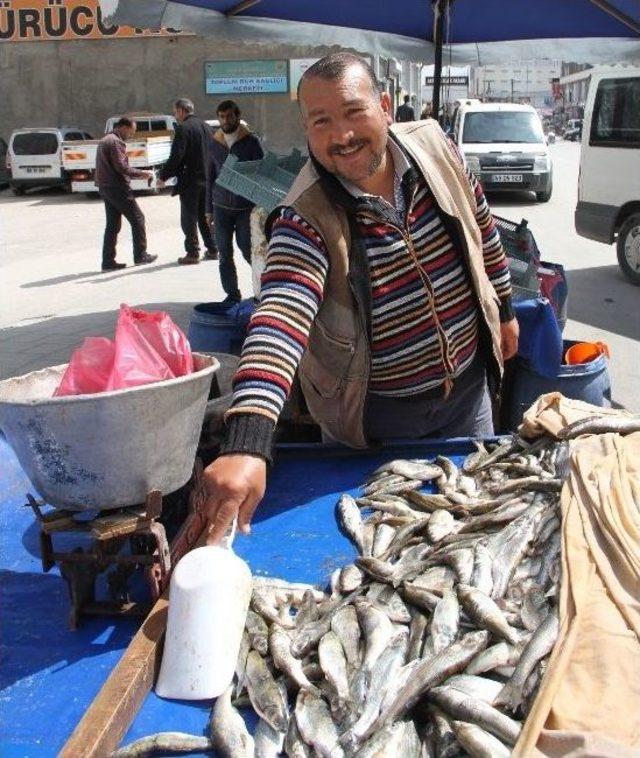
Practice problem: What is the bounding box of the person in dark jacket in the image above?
[95,117,157,271]
[395,94,416,122]
[158,98,218,265]
[206,100,263,304]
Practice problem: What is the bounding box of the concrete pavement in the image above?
[1,140,639,412]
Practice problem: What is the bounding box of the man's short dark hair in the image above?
[217,100,240,116]
[403,94,411,103]
[297,53,382,102]
[174,97,195,114]
[114,117,135,129]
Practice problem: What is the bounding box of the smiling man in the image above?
[203,52,518,544]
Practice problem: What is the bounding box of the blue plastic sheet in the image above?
[0,434,481,755]
[514,297,563,379]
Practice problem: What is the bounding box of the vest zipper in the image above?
[359,211,456,398]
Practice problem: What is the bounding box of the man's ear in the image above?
[380,92,393,125]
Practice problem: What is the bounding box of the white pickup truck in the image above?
[61,114,177,193]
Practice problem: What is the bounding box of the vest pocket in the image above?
[300,321,356,400]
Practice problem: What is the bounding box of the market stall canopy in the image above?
[100,0,640,64]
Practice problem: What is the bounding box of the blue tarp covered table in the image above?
[0,434,481,756]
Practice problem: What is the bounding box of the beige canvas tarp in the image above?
[514,393,640,756]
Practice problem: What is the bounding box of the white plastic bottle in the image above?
[155,545,252,700]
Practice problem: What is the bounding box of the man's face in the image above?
[299,64,392,185]
[121,123,136,140]
[173,106,187,123]
[218,108,240,134]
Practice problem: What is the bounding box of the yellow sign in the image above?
[0,0,192,42]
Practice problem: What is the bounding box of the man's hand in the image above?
[500,317,520,360]
[144,171,154,187]
[203,454,267,545]
[156,178,166,189]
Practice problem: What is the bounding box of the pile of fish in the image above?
[213,434,566,757]
[113,433,571,757]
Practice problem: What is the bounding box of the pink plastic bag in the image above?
[55,305,194,396]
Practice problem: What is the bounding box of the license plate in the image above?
[25,166,47,174]
[491,174,523,183]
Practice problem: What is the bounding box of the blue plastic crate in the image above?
[216,150,305,212]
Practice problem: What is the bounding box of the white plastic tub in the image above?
[0,353,218,511]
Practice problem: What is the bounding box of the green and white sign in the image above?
[205,60,288,94]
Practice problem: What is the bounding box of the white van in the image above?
[452,102,553,202]
[575,68,640,285]
[7,127,91,194]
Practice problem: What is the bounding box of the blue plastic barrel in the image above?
[504,339,612,430]
[187,299,256,356]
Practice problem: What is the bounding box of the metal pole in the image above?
[432,0,446,123]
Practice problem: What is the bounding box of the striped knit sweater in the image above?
[222,142,512,459]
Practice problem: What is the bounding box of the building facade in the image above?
[471,59,562,109]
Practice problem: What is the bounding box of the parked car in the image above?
[7,127,91,194]
[452,102,553,202]
[0,137,10,188]
[563,119,583,141]
[575,68,640,285]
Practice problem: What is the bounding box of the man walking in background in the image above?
[206,100,263,304]
[395,94,416,122]
[95,117,157,271]
[158,98,218,265]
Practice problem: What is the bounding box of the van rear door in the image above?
[9,131,62,182]
[577,73,640,243]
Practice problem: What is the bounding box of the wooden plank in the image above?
[59,592,169,758]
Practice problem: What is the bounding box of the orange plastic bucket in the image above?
[564,341,610,365]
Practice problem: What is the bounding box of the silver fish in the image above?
[290,616,332,659]
[234,630,251,698]
[294,689,344,758]
[111,733,213,757]
[412,566,456,595]
[361,630,490,741]
[330,605,362,671]
[470,543,494,596]
[407,611,429,661]
[495,608,559,712]
[445,674,503,705]
[430,590,460,653]
[245,650,289,733]
[558,413,640,439]
[254,717,284,758]
[344,632,408,744]
[450,720,510,758]
[252,589,295,629]
[339,563,364,593]
[457,584,521,645]
[429,685,522,745]
[428,705,458,758]
[337,493,367,554]
[269,626,319,694]
[295,589,320,627]
[284,715,311,758]
[427,510,457,543]
[210,685,254,758]
[318,630,351,706]
[521,585,550,631]
[355,598,395,673]
[372,523,397,558]
[465,641,520,676]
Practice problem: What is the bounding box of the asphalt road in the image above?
[1,139,638,411]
